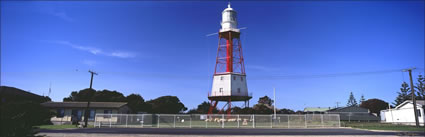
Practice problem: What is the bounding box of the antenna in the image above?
[48,82,52,97]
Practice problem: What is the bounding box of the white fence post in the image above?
[157,114,160,128]
[237,114,240,128]
[304,115,307,128]
[222,114,224,128]
[271,115,273,128]
[126,114,128,128]
[287,115,290,128]
[252,115,255,128]
[109,114,112,128]
[338,115,341,128]
[173,115,176,128]
[321,114,324,128]
[189,116,192,128]
[94,115,97,128]
[141,114,144,128]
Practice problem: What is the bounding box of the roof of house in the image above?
[41,101,127,109]
[395,100,425,109]
[327,106,369,113]
[304,107,331,112]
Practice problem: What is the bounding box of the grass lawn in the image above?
[36,125,94,130]
[343,122,425,132]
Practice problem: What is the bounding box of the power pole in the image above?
[84,70,98,128]
[273,88,276,119]
[403,67,419,127]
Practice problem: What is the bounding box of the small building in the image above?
[327,106,380,121]
[41,101,129,125]
[380,100,424,126]
[304,107,331,114]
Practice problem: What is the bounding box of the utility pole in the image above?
[84,70,98,128]
[273,88,276,119]
[403,67,419,127]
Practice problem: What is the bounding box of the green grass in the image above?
[36,125,94,130]
[343,122,425,132]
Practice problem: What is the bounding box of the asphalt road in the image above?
[39,127,425,136]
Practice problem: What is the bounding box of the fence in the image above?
[94,114,340,128]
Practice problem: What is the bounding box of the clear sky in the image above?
[1,1,424,111]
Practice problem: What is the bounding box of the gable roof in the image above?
[327,106,369,112]
[41,101,127,109]
[395,100,424,109]
[304,107,331,112]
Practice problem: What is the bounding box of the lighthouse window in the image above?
[241,77,243,81]
[219,88,223,93]
[237,88,241,93]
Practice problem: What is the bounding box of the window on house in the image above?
[89,110,95,120]
[233,76,236,80]
[219,88,223,93]
[237,88,241,93]
[56,109,65,118]
[241,77,243,81]
[220,76,223,80]
[72,109,82,121]
[417,110,422,117]
[103,110,112,118]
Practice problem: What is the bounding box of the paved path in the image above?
[38,127,424,137]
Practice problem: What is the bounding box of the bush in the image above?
[0,101,54,136]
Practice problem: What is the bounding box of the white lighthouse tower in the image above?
[208,3,251,115]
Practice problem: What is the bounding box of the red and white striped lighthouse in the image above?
[208,3,252,115]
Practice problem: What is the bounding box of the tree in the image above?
[415,75,425,100]
[63,89,146,113]
[63,89,126,102]
[360,95,365,104]
[146,96,187,114]
[360,98,388,116]
[0,86,53,136]
[126,94,147,113]
[253,104,273,114]
[346,92,358,107]
[93,89,126,102]
[258,96,273,106]
[394,82,411,106]
[187,101,218,114]
[277,108,296,114]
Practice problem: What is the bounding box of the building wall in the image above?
[230,74,248,96]
[211,74,248,97]
[49,108,119,125]
[382,103,424,125]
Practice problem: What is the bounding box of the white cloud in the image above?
[110,52,136,58]
[48,40,136,59]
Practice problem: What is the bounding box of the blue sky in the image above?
[1,1,424,111]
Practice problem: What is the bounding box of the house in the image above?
[41,101,129,125]
[304,107,331,114]
[380,100,424,126]
[326,106,380,121]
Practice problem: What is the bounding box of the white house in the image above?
[381,100,425,126]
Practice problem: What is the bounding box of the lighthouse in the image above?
[208,3,252,115]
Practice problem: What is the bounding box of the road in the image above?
[38,127,425,137]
